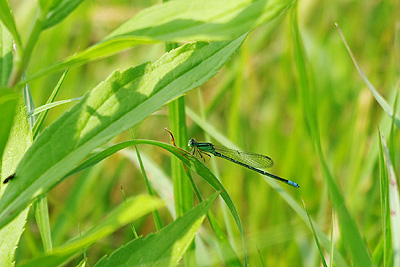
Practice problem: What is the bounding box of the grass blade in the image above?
[381,134,400,267]
[132,131,163,230]
[336,23,400,129]
[302,198,328,267]
[32,69,70,139]
[29,97,82,117]
[379,130,391,267]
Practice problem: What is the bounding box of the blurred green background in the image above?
[10,0,400,266]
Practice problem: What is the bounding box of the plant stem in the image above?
[8,10,44,87]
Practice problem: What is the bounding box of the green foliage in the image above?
[0,90,18,164]
[93,193,218,267]
[0,99,32,267]
[0,36,246,229]
[291,7,373,267]
[20,194,164,267]
[0,0,399,266]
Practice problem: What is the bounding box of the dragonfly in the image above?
[188,138,300,188]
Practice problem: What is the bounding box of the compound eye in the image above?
[188,138,195,147]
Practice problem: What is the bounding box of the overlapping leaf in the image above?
[0,34,246,229]
[93,193,218,267]
[22,0,294,83]
[20,194,164,267]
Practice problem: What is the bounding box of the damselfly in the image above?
[188,139,300,188]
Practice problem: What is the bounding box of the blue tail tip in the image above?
[289,181,300,188]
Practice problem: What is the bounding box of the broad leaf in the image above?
[0,99,32,267]
[93,193,219,267]
[23,0,293,83]
[20,195,164,267]
[66,139,246,265]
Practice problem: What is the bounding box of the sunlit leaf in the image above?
[0,34,246,229]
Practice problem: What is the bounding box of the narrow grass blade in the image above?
[381,135,400,267]
[20,195,164,267]
[302,198,328,267]
[22,0,293,84]
[336,23,400,129]
[93,193,219,267]
[0,35,246,229]
[378,130,391,267]
[292,7,372,267]
[29,97,82,117]
[32,69,69,139]
[132,132,163,230]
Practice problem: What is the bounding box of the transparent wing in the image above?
[212,145,273,168]
[191,147,211,165]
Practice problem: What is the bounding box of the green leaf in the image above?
[0,98,32,267]
[20,194,164,267]
[0,89,18,164]
[93,193,219,267]
[105,0,293,41]
[42,0,85,29]
[0,1,21,48]
[22,0,293,84]
[0,35,246,229]
[67,139,246,265]
[0,21,13,86]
